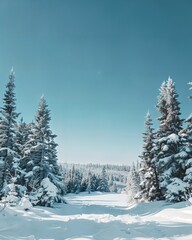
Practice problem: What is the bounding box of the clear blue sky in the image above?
[0,0,192,165]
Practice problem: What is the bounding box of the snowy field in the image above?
[0,192,192,240]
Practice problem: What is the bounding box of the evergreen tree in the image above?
[80,175,88,192]
[73,169,81,194]
[23,96,65,206]
[110,182,117,193]
[127,164,140,203]
[97,166,109,192]
[139,112,160,201]
[183,82,192,196]
[156,78,182,137]
[86,171,92,194]
[156,81,168,138]
[91,173,99,192]
[154,78,185,201]
[20,122,35,185]
[166,78,183,135]
[0,69,20,196]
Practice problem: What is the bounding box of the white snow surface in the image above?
[0,192,192,239]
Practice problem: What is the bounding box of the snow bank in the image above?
[0,192,191,240]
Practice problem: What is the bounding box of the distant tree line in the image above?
[62,163,128,194]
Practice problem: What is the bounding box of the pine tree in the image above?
[154,78,186,201]
[97,166,109,192]
[23,97,50,191]
[23,96,65,206]
[91,173,99,191]
[110,182,117,193]
[166,78,183,135]
[80,175,88,192]
[156,81,168,138]
[156,78,182,137]
[183,82,192,196]
[86,171,92,194]
[73,169,81,194]
[0,69,20,196]
[139,112,160,201]
[127,164,140,203]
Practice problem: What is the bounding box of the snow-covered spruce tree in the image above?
[65,165,76,193]
[0,69,21,200]
[139,112,160,201]
[110,182,118,193]
[73,169,82,194]
[156,78,182,136]
[153,77,187,202]
[166,78,183,135]
[23,96,65,206]
[80,175,88,192]
[91,173,100,192]
[127,163,140,203]
[64,168,72,193]
[183,82,192,196]
[156,81,169,138]
[86,171,92,194]
[97,166,109,192]
[17,121,34,187]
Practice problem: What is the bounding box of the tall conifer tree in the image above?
[0,69,20,194]
[154,78,185,201]
[139,112,160,201]
[23,96,65,206]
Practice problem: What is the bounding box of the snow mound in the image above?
[19,196,32,210]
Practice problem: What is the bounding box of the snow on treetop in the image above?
[10,67,15,77]
[168,76,172,82]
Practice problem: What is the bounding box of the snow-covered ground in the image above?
[0,192,192,240]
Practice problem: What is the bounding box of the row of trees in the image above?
[62,163,128,194]
[0,69,65,207]
[129,77,192,202]
[63,165,111,194]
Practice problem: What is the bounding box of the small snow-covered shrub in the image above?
[2,183,20,206]
[19,195,32,210]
